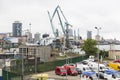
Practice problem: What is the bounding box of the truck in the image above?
[55,66,67,76]
[63,65,78,76]
[76,63,91,74]
[104,69,120,80]
[108,62,120,71]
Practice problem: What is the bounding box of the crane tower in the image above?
[48,5,72,49]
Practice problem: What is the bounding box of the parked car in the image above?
[64,65,78,76]
[81,71,98,80]
[30,74,57,80]
[80,60,89,65]
[89,55,95,62]
[30,74,48,80]
[90,65,113,79]
[108,62,120,71]
[64,63,76,67]
[55,66,67,76]
[114,59,120,63]
[88,62,111,79]
[104,69,120,80]
[103,61,109,66]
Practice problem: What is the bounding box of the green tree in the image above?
[99,50,109,58]
[81,39,98,56]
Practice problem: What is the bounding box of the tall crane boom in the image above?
[48,5,72,48]
[48,11,57,37]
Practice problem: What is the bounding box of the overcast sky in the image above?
[1,0,120,40]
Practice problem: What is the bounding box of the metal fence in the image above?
[2,55,88,80]
[2,70,23,80]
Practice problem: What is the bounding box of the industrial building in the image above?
[19,45,51,62]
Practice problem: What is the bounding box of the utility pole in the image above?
[65,55,68,80]
[22,48,24,80]
[95,27,101,80]
[35,48,37,73]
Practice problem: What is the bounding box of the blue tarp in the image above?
[82,71,96,76]
[104,69,117,74]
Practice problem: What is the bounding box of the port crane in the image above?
[48,5,72,49]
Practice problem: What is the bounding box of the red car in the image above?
[64,65,78,76]
[114,59,120,63]
[55,66,67,76]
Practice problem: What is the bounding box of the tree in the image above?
[99,50,108,58]
[81,39,98,56]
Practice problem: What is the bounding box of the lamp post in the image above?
[22,48,24,80]
[65,55,68,80]
[95,27,101,80]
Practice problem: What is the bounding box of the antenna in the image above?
[29,23,31,32]
[78,28,79,40]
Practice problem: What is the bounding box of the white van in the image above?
[76,64,91,74]
[88,62,108,72]
[89,55,95,62]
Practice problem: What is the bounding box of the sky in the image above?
[0,0,120,40]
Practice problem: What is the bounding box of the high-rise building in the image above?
[87,31,92,39]
[34,32,40,42]
[25,31,32,43]
[74,30,76,40]
[12,21,22,37]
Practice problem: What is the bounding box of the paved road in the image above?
[25,71,104,80]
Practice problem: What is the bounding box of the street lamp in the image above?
[22,48,24,80]
[95,27,101,80]
[95,27,101,38]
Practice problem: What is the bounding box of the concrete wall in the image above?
[19,45,51,62]
[37,46,51,62]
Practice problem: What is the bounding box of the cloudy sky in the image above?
[0,0,120,40]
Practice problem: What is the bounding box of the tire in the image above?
[104,78,108,80]
[89,77,93,80]
[82,75,84,77]
[96,73,104,79]
[79,70,82,74]
[96,73,98,77]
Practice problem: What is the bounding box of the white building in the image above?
[34,32,40,43]
[25,31,32,43]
